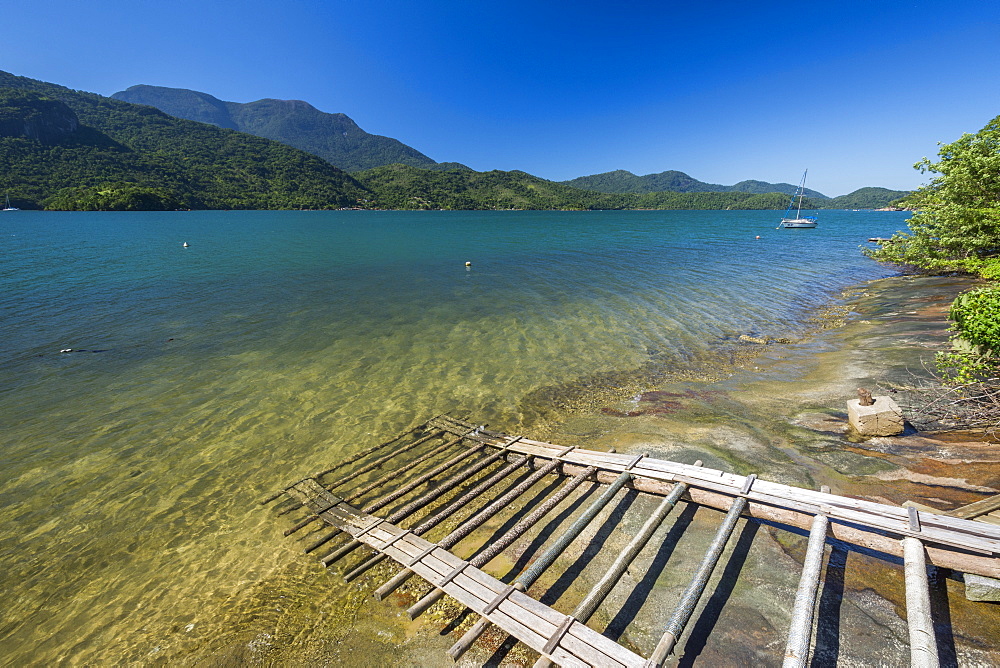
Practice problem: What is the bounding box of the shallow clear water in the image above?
[0,209,909,662]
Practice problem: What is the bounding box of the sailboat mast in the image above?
[796,169,808,217]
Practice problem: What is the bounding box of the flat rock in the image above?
[965,573,1000,602]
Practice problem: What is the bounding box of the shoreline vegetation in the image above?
[865,114,1000,435]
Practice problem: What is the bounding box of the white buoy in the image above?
[182,242,190,248]
[465,261,471,267]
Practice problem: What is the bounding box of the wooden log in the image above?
[342,445,519,580]
[407,465,598,619]
[279,429,451,516]
[316,438,518,561]
[343,434,464,502]
[782,486,831,668]
[360,439,494,514]
[258,420,432,504]
[326,428,450,492]
[501,453,1000,577]
[903,537,940,668]
[322,444,515,568]
[528,463,703,668]
[448,466,639,655]
[646,490,751,666]
[381,456,563,604]
[372,456,530,600]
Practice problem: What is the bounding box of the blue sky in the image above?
[5,1,1000,196]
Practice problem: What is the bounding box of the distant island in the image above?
[0,70,910,211]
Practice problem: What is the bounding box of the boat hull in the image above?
[780,218,817,228]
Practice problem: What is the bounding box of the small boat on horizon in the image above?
[2,194,20,212]
[778,170,817,228]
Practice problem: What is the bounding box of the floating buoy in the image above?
[755,235,761,240]
[182,242,190,247]
[465,261,472,267]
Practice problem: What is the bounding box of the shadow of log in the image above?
[469,476,565,557]
[537,489,640,607]
[675,519,760,666]
[499,484,600,582]
[810,546,847,667]
[603,501,699,641]
[929,567,957,667]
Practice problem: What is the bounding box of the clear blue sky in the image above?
[5,1,1000,196]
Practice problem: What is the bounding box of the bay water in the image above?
[0,209,909,663]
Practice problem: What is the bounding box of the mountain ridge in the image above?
[562,169,831,198]
[0,70,370,209]
[111,84,465,172]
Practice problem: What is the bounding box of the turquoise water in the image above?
[0,209,908,662]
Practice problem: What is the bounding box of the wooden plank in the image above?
[483,432,1000,547]
[951,494,1000,519]
[367,525,626,666]
[310,497,646,667]
[976,514,1000,527]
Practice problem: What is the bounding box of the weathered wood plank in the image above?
[306,495,647,667]
[474,433,1000,555]
[950,494,1000,519]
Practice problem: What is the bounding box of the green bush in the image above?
[937,286,1000,383]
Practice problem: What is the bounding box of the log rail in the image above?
[264,414,1000,667]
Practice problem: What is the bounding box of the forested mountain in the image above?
[821,187,910,209]
[354,165,808,211]
[0,70,911,212]
[563,169,829,198]
[0,71,370,209]
[111,84,465,172]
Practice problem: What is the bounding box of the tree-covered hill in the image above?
[821,187,911,209]
[354,164,818,211]
[111,84,464,173]
[562,169,828,198]
[0,71,370,209]
[354,164,615,210]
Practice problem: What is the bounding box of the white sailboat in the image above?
[778,170,816,228]
[2,194,19,211]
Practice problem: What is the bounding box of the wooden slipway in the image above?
[264,415,1000,667]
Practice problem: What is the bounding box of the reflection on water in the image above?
[0,209,914,663]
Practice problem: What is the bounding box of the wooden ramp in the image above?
[264,415,1000,667]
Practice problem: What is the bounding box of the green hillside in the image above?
[112,84,460,172]
[0,71,370,209]
[821,187,911,209]
[354,164,615,210]
[1,70,909,213]
[355,165,815,211]
[563,169,828,198]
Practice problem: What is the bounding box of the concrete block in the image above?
[847,396,904,436]
[965,573,1000,602]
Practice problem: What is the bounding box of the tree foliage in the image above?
[865,115,1000,272]
[863,115,1000,388]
